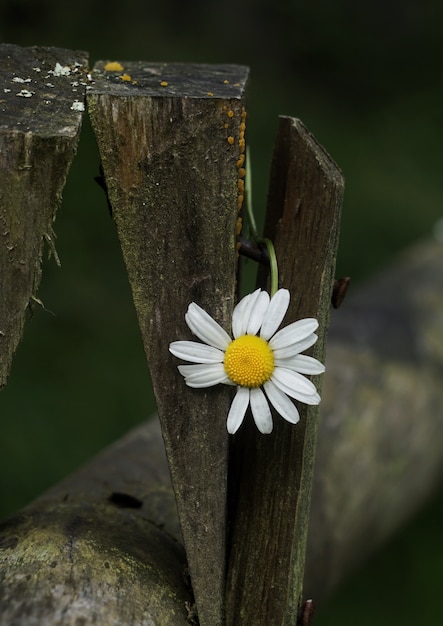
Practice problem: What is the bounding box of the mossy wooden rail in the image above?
[2,43,443,626]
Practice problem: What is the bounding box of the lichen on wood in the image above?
[0,44,88,387]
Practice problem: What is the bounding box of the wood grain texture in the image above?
[87,62,249,626]
[0,44,88,387]
[0,419,191,625]
[226,117,344,626]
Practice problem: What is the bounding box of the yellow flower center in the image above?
[224,335,275,388]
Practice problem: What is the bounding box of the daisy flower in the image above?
[169,288,325,434]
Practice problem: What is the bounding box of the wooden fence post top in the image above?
[0,44,88,136]
[0,44,88,388]
[88,60,249,98]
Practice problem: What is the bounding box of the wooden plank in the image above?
[0,44,88,387]
[87,62,249,626]
[226,117,344,625]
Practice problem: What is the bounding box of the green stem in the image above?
[245,147,258,240]
[245,147,278,296]
[260,238,278,297]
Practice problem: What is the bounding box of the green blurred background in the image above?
[1,1,443,623]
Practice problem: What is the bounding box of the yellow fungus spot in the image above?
[104,61,124,71]
[237,195,244,211]
[224,123,229,129]
[119,74,132,81]
[227,136,235,145]
[223,79,230,84]
[236,217,243,235]
[207,91,214,96]
[238,179,245,193]
[227,110,234,118]
[237,155,245,168]
[239,138,245,153]
[238,167,246,179]
[160,81,169,87]
[239,130,245,140]
[239,122,246,132]
[224,335,275,388]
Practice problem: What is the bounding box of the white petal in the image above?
[246,290,270,335]
[231,291,256,338]
[272,370,321,405]
[274,354,325,375]
[272,367,317,396]
[269,318,319,351]
[227,387,250,434]
[263,380,300,424]
[260,289,290,340]
[180,363,230,388]
[185,302,231,350]
[292,390,321,405]
[169,341,225,363]
[231,289,261,338]
[250,387,273,434]
[271,333,318,359]
[178,363,218,376]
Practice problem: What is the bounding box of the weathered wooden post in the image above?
[87,61,249,626]
[226,118,343,625]
[0,44,88,386]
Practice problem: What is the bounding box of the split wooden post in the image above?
[0,44,88,387]
[87,62,249,626]
[226,117,344,625]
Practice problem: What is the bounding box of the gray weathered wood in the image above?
[0,44,88,387]
[0,419,191,625]
[305,238,443,603]
[87,62,249,626]
[226,117,344,625]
